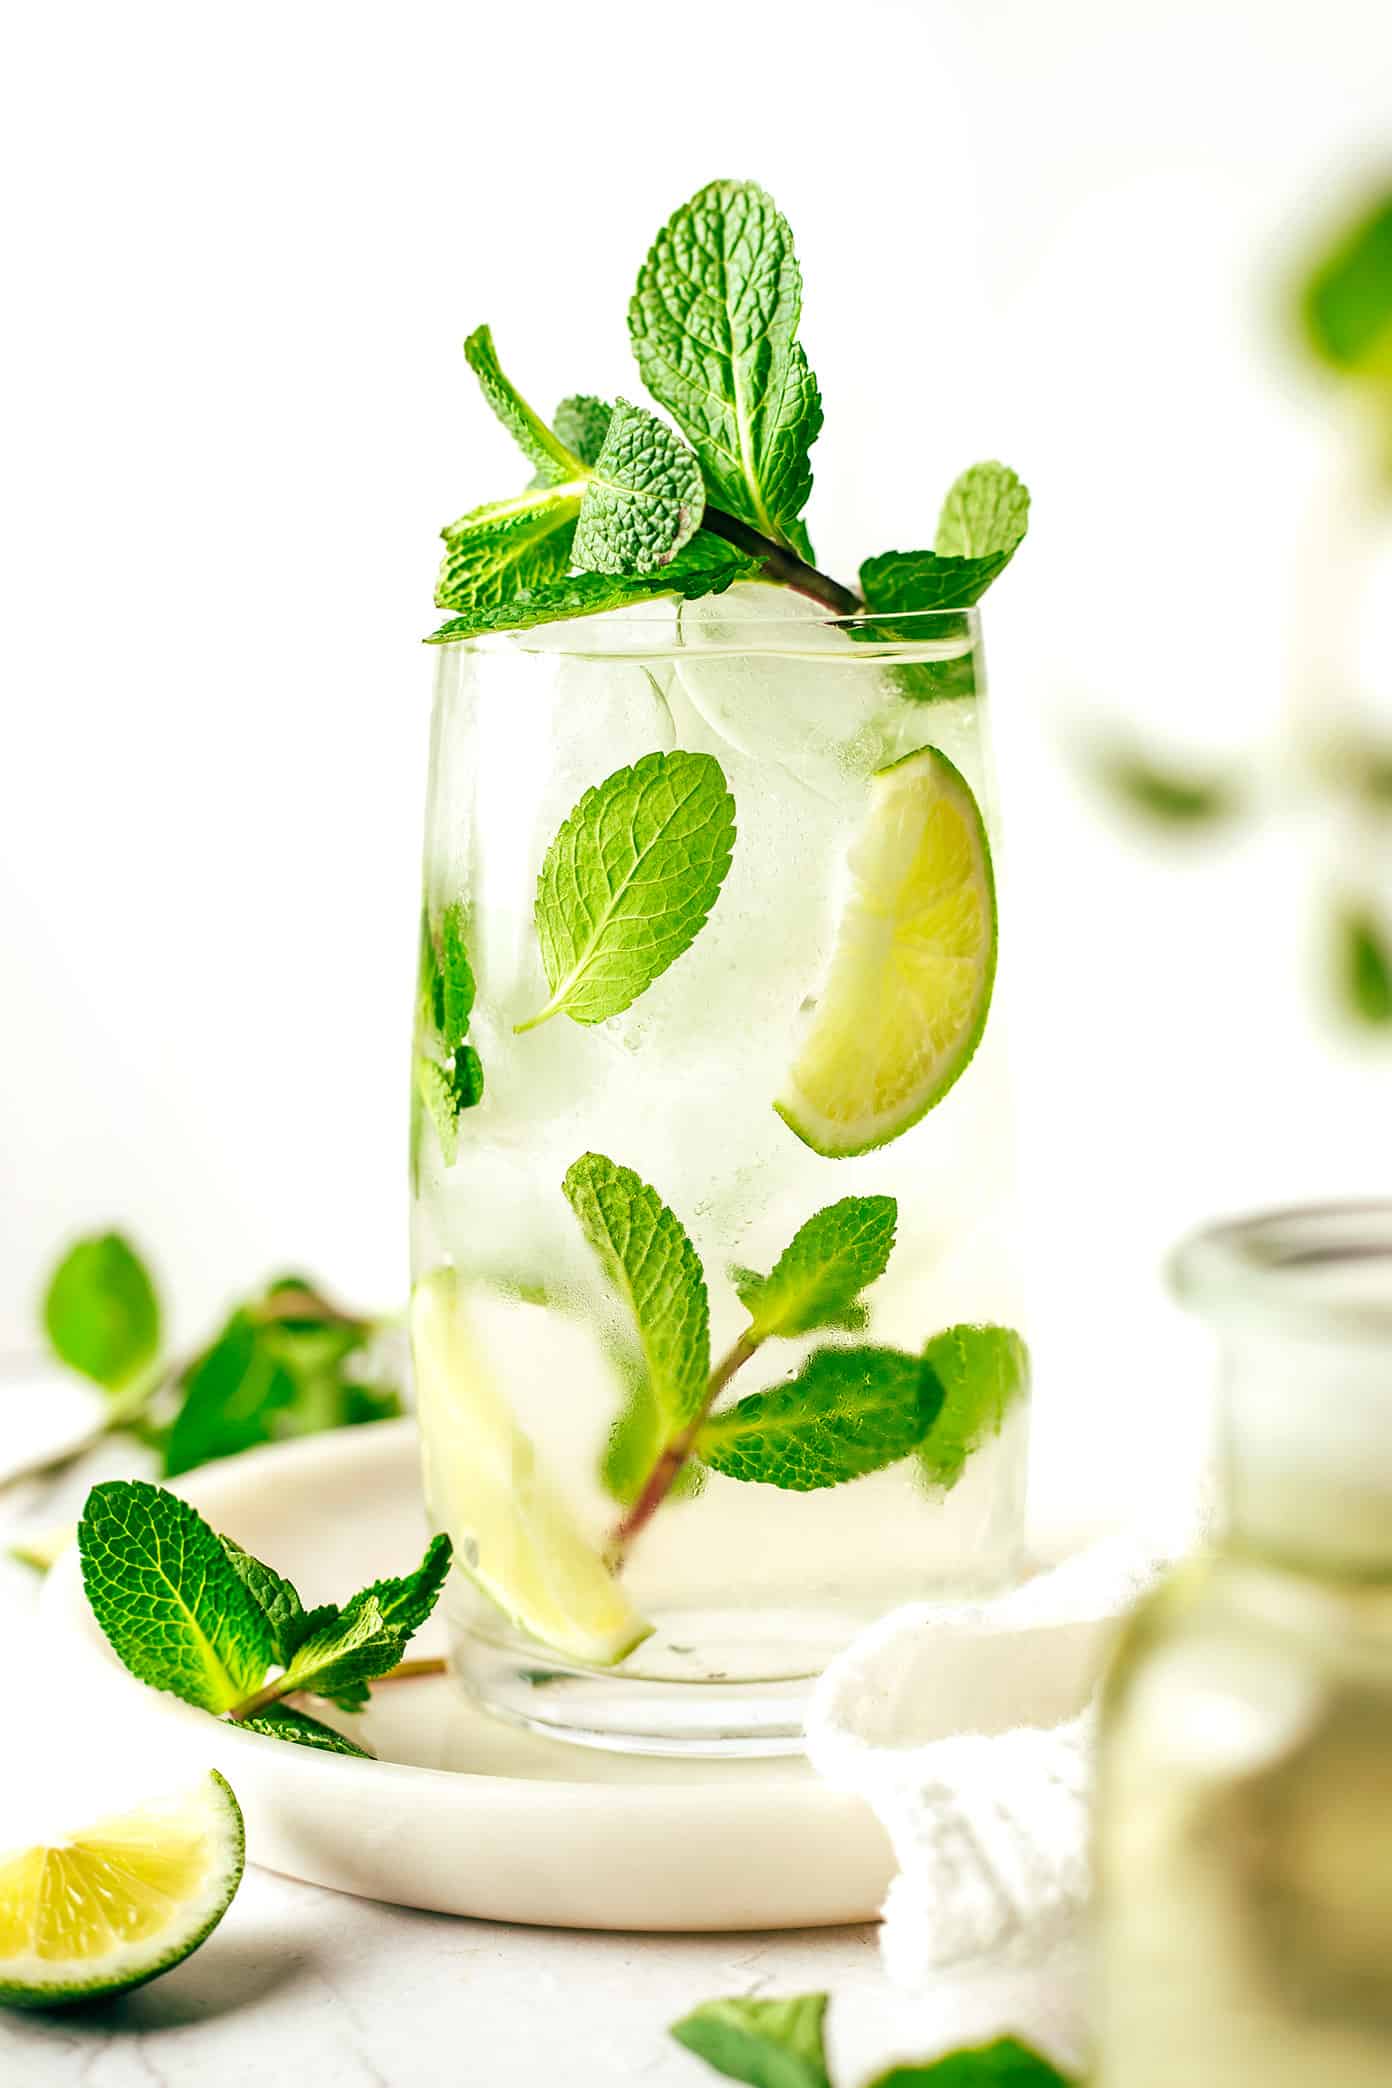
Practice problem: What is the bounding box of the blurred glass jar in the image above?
[1095,1203,1392,2085]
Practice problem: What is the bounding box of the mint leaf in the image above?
[1086,736,1245,827]
[631,180,823,560]
[1301,188,1392,380]
[670,1993,830,2088]
[219,1536,306,1666]
[162,1309,297,1478]
[426,537,753,644]
[736,1196,897,1341]
[435,487,582,613]
[416,905,485,1165]
[563,1153,709,1432]
[79,1480,272,1712]
[279,1594,406,1708]
[1336,903,1392,1026]
[553,394,613,467]
[346,1530,453,1641]
[934,462,1031,560]
[698,1346,940,1490]
[860,547,1012,614]
[43,1233,161,1392]
[572,399,705,575]
[601,1370,705,1505]
[867,2039,1073,2087]
[917,1325,1030,1491]
[434,903,476,1052]
[521,749,736,1029]
[237,1704,373,1759]
[463,325,582,485]
[861,462,1030,616]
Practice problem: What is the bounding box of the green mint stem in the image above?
[607,1329,762,1567]
[225,1653,448,1724]
[700,508,862,617]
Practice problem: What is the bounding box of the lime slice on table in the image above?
[776,745,997,1158]
[0,1772,244,2009]
[411,1272,653,1668]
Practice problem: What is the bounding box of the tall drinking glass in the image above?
[409,592,1029,1754]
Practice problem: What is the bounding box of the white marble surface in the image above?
[0,1427,1085,2087]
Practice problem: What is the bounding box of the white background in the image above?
[3,0,1391,1519]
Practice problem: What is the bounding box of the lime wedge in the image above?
[0,1772,244,2009]
[776,746,997,1157]
[411,1272,653,1667]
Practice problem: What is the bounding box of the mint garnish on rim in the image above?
[427,180,1029,641]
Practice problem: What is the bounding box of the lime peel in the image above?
[0,1771,244,2009]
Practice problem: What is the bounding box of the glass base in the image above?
[451,1605,873,1757]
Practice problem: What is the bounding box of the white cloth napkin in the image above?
[804,1533,1175,1989]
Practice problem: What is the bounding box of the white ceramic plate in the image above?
[39,1420,898,1932]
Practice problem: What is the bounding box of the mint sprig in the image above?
[24,1236,402,1494]
[415,901,485,1169]
[519,750,736,1030]
[78,1478,451,1755]
[671,1994,1071,2088]
[429,181,1029,644]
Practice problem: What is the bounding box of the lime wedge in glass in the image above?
[0,1772,244,2009]
[776,745,997,1157]
[411,1271,653,1667]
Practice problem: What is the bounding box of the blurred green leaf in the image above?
[1085,736,1246,830]
[1335,903,1392,1027]
[1301,186,1392,383]
[42,1233,161,1392]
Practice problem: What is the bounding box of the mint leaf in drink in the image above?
[435,487,581,613]
[670,1993,831,2088]
[434,903,476,1051]
[462,325,586,486]
[1335,902,1392,1026]
[564,1153,709,1431]
[934,462,1031,561]
[416,905,485,1165]
[736,1196,897,1341]
[867,2040,1073,2087]
[572,399,705,575]
[79,1480,272,1713]
[698,1346,940,1490]
[917,1325,1030,1491]
[552,394,613,467]
[237,1705,374,1759]
[601,1376,705,1504]
[631,180,823,561]
[520,750,736,1029]
[1300,187,1392,380]
[42,1232,161,1392]
[426,537,754,643]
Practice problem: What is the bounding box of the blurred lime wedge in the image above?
[776,745,997,1157]
[411,1272,652,1667]
[0,1772,243,2009]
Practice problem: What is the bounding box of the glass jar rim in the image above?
[450,601,983,664]
[1171,1200,1392,1339]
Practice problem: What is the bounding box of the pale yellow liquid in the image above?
[1096,1556,1392,2084]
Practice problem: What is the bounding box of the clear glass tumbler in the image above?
[1096,1203,1392,2083]
[408,590,1029,1754]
